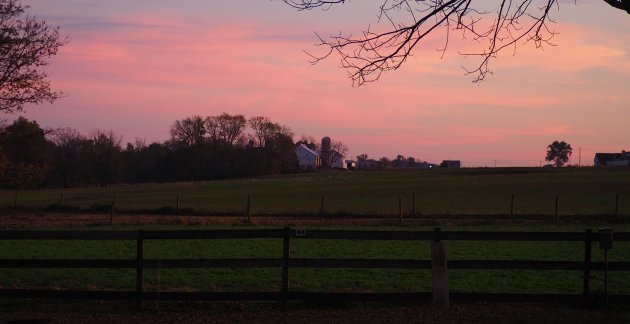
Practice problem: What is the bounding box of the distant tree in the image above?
[248,116,273,147]
[245,118,297,174]
[320,139,347,168]
[86,129,122,186]
[169,116,206,146]
[216,113,246,147]
[49,127,85,187]
[0,0,67,113]
[545,140,573,167]
[121,138,167,183]
[379,156,391,170]
[356,153,368,161]
[296,134,319,151]
[393,154,406,168]
[284,0,630,85]
[265,127,298,173]
[407,156,416,167]
[215,113,247,167]
[0,117,51,187]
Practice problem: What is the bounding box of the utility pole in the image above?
[578,147,582,167]
[494,160,497,168]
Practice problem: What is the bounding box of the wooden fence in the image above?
[1,228,630,309]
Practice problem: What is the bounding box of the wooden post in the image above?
[582,229,592,307]
[412,193,416,218]
[247,195,252,224]
[176,194,180,212]
[320,195,325,217]
[510,193,514,216]
[282,226,291,309]
[110,195,117,226]
[431,228,449,306]
[555,196,559,223]
[399,196,403,223]
[136,230,144,310]
[615,194,619,218]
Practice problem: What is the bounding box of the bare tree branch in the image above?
[0,0,68,113]
[285,0,628,85]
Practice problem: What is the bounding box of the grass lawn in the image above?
[1,167,630,217]
[1,224,629,296]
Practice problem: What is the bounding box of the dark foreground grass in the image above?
[1,224,629,296]
[3,299,630,324]
[1,167,630,216]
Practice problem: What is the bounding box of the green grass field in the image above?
[1,224,629,296]
[1,167,630,217]
[2,168,630,297]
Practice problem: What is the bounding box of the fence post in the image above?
[110,195,117,226]
[320,195,325,218]
[555,196,559,223]
[282,226,291,309]
[412,193,416,218]
[247,195,252,224]
[510,193,514,216]
[399,196,403,223]
[176,194,180,213]
[615,194,619,218]
[583,229,592,307]
[136,230,144,310]
[431,228,449,306]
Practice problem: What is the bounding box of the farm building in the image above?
[440,160,461,168]
[594,151,630,166]
[345,160,357,170]
[358,159,380,170]
[295,144,321,170]
[296,137,347,170]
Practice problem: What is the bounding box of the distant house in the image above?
[440,160,461,168]
[295,144,321,170]
[594,151,630,167]
[358,159,380,170]
[345,160,357,170]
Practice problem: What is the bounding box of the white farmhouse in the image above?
[295,144,321,170]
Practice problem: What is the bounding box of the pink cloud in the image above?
[17,3,630,166]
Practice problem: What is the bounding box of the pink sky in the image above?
[11,0,630,166]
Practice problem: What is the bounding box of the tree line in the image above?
[0,114,299,189]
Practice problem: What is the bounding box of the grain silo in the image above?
[321,136,331,168]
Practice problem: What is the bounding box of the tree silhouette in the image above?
[0,0,67,113]
[284,0,629,85]
[545,140,572,167]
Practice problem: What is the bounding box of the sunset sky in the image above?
[14,0,630,167]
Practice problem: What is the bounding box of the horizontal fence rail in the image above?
[1,228,629,308]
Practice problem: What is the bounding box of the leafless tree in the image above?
[248,116,276,147]
[1,0,67,112]
[322,139,348,168]
[284,0,629,85]
[296,134,319,151]
[88,129,123,186]
[216,113,247,148]
[49,127,84,187]
[170,115,206,146]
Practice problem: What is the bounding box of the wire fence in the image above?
[0,190,626,219]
